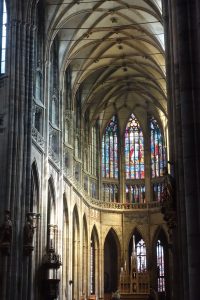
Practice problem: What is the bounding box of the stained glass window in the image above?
[136,239,146,272]
[102,115,118,178]
[153,182,164,202]
[90,180,97,199]
[157,240,165,292]
[102,183,119,202]
[125,114,144,179]
[0,0,7,74]
[150,117,166,177]
[91,126,97,176]
[126,185,145,204]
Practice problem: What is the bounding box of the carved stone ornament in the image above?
[161,168,176,232]
[23,212,37,256]
[42,248,62,299]
[43,249,62,270]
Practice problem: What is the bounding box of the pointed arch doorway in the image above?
[104,229,119,298]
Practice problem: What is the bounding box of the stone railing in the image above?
[90,199,161,211]
[63,169,161,211]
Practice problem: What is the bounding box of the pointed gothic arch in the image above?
[90,225,100,298]
[152,226,169,297]
[47,176,57,253]
[104,228,121,294]
[30,160,40,212]
[72,204,80,300]
[128,228,147,273]
[82,214,89,298]
[63,193,69,299]
[29,160,40,299]
[124,113,145,179]
[48,176,56,225]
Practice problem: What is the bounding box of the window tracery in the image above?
[136,239,147,272]
[125,114,144,179]
[102,115,118,179]
[156,239,165,292]
[150,117,166,177]
[101,113,166,203]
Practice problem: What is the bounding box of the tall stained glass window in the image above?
[151,117,166,177]
[0,0,7,74]
[136,239,146,272]
[157,240,165,292]
[102,115,118,178]
[125,114,144,179]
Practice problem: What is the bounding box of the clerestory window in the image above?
[125,114,144,179]
[102,115,118,179]
[150,117,166,177]
[101,113,166,203]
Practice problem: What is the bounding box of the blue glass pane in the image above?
[150,117,166,177]
[102,115,118,178]
[125,114,144,179]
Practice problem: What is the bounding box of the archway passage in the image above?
[104,230,118,296]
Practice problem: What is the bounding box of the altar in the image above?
[119,241,150,300]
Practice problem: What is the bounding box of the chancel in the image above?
[0,1,200,300]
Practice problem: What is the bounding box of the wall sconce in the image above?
[23,212,40,256]
[0,210,12,256]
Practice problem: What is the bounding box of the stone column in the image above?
[0,14,35,300]
[168,0,200,299]
[144,113,151,203]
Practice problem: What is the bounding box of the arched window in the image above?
[125,114,144,179]
[129,234,146,273]
[102,115,118,178]
[0,0,7,74]
[150,117,166,177]
[91,126,97,176]
[156,239,165,292]
[136,239,146,272]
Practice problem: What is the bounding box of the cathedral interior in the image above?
[0,0,200,300]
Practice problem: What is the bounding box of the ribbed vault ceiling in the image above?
[46,0,167,128]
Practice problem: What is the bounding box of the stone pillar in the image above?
[168,0,200,299]
[144,113,151,203]
[0,0,37,294]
